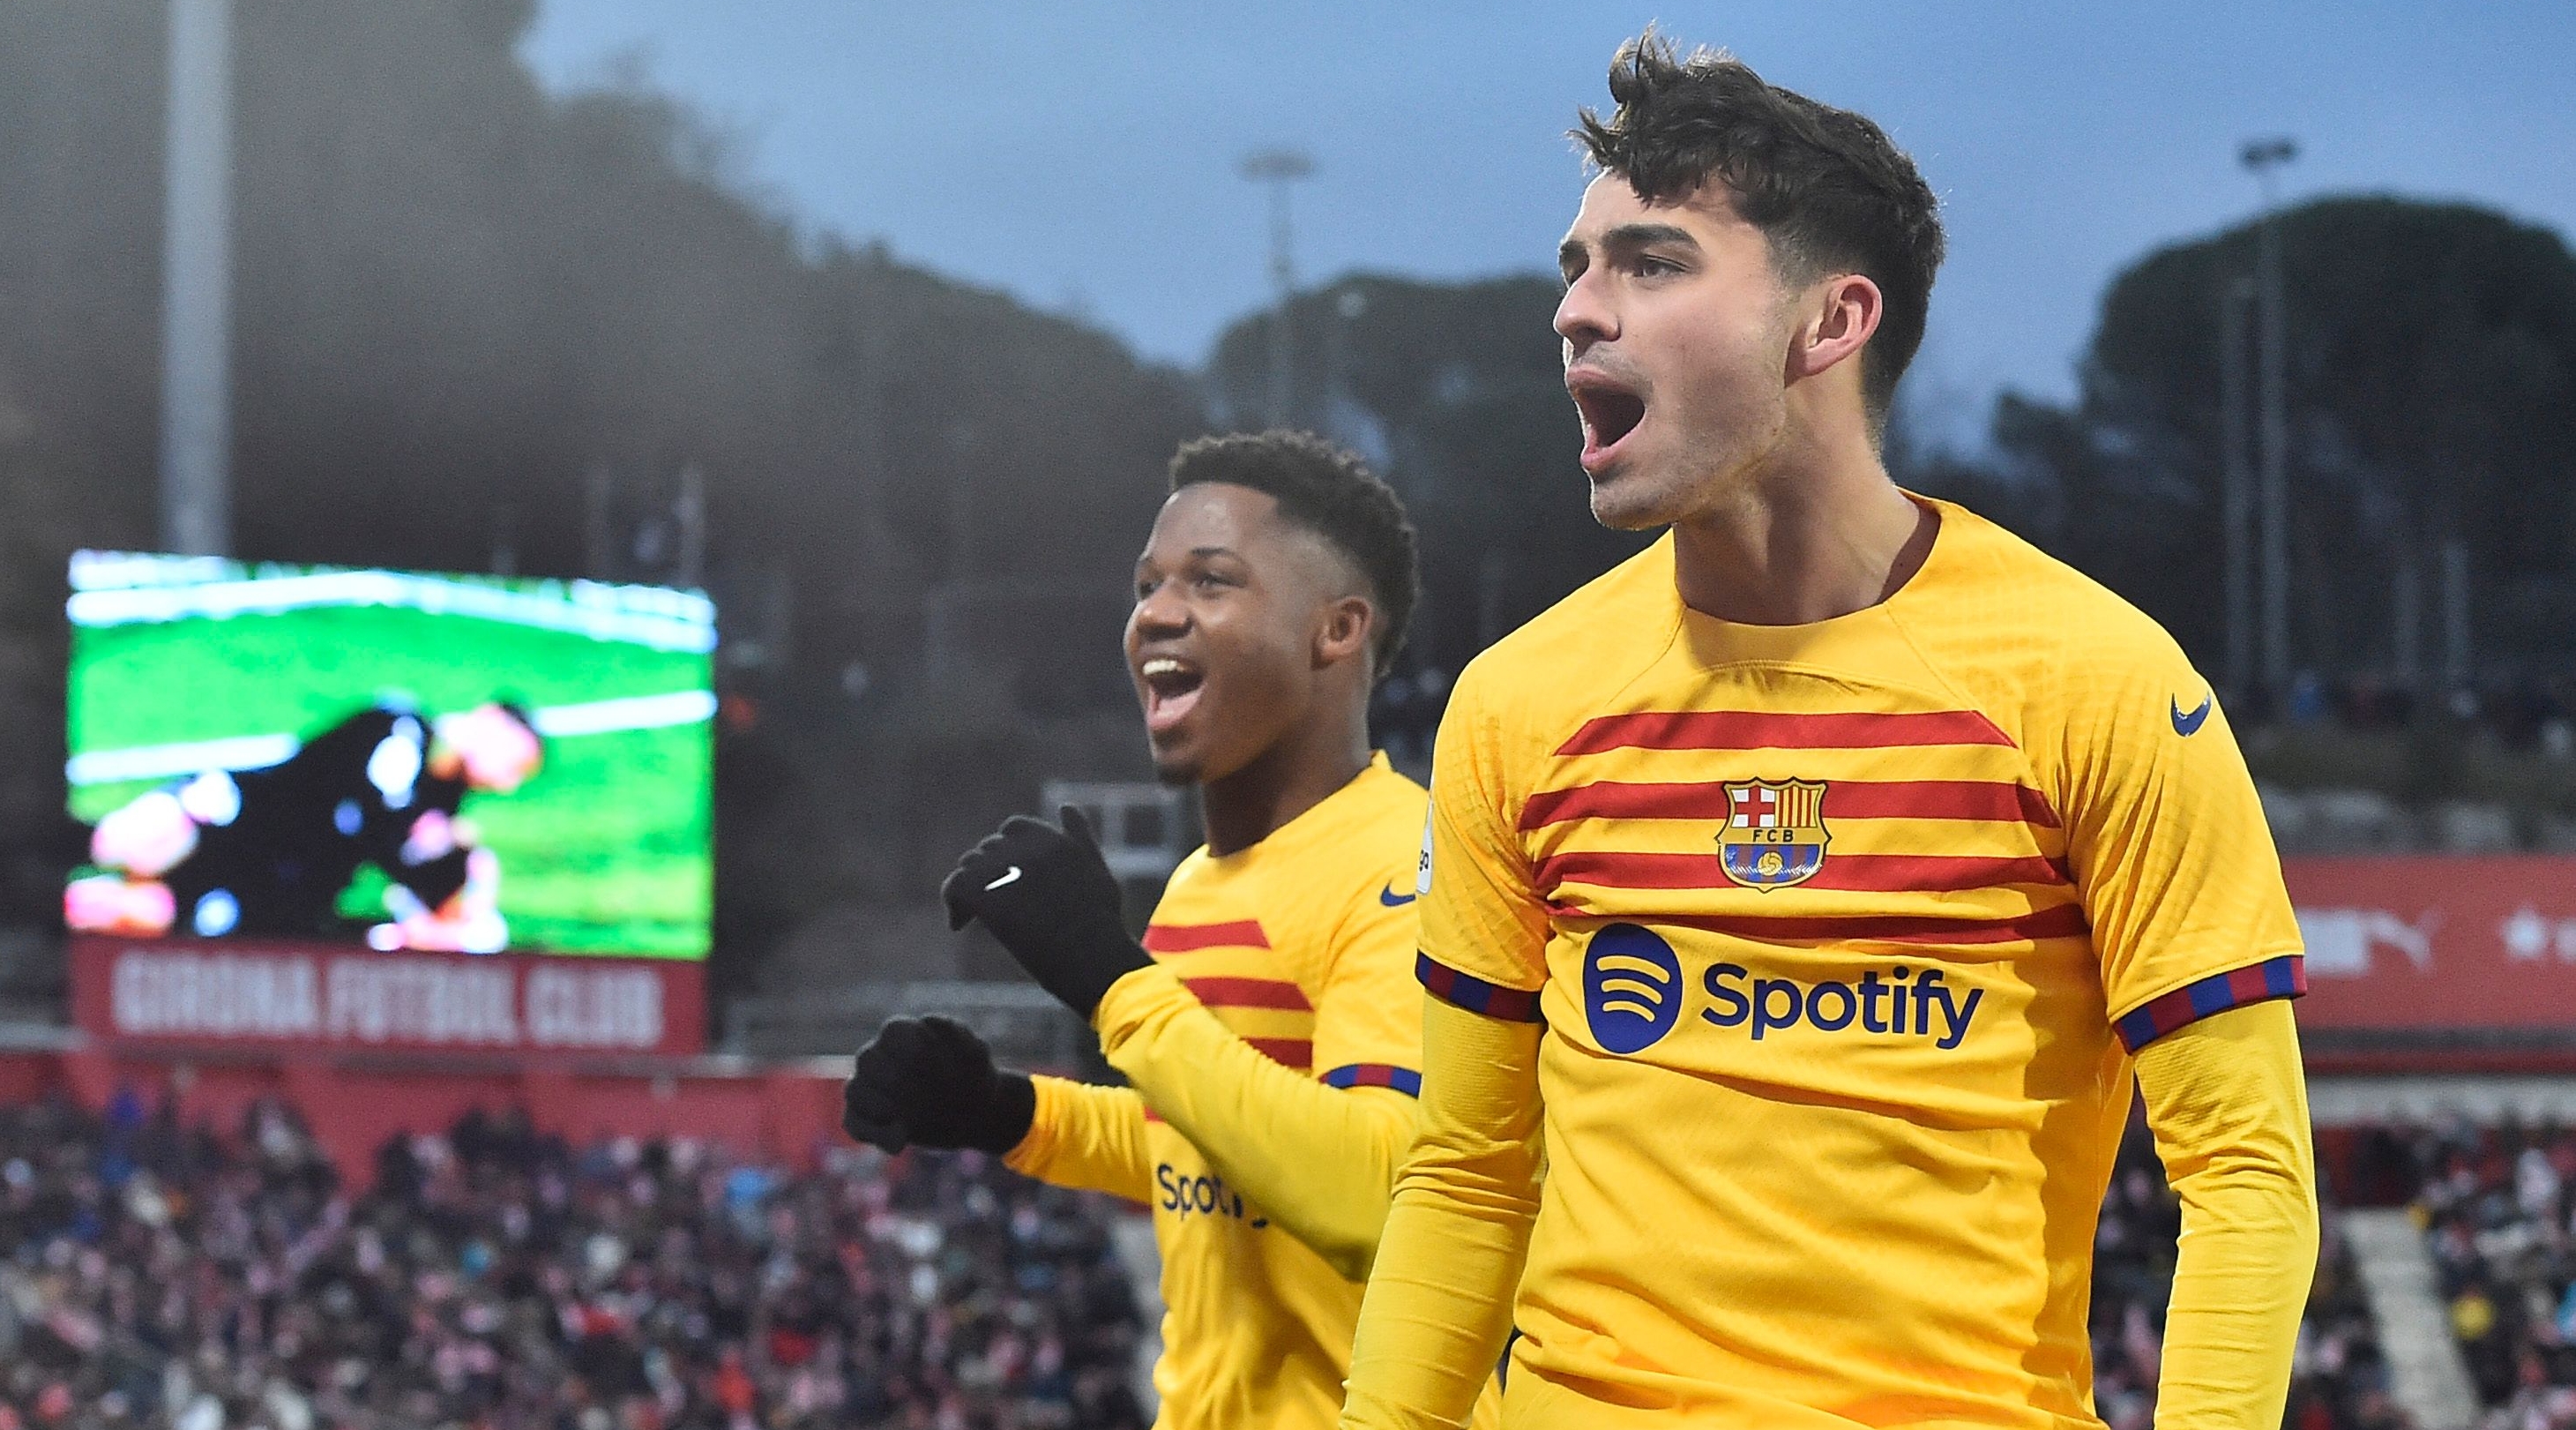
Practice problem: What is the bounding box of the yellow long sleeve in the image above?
[1091,962,1422,1281]
[2132,999,2318,1430]
[1340,996,1544,1430]
[1005,1074,1155,1204]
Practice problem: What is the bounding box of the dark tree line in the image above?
[0,0,1203,985]
[1209,198,2576,708]
[1206,275,1654,681]
[5,0,2572,987]
[1930,198,2576,686]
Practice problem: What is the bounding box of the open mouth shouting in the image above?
[1138,655,1206,737]
[1567,366,1648,475]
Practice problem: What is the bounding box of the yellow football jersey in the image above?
[1416,498,2304,1427]
[1135,753,1433,1428]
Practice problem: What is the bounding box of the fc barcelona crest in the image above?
[1716,779,1830,891]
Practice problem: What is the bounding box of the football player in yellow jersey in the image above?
[1340,31,2318,1430]
[842,431,1497,1430]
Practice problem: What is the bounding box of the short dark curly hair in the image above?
[1168,430,1419,678]
[1575,28,1944,429]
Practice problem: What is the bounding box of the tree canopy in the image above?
[0,1,1205,958]
[1953,197,2576,675]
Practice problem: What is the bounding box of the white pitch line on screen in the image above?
[66,568,716,654]
[65,689,719,786]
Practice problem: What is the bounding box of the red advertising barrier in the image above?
[2285,856,2576,1067]
[68,934,706,1057]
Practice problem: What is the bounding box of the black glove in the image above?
[841,1016,1036,1155]
[940,805,1149,1020]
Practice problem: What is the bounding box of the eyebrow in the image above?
[1137,544,1240,572]
[1560,222,1701,274]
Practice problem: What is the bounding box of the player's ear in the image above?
[1314,594,1375,671]
[1789,272,1882,384]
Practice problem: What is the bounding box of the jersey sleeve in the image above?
[1310,848,1436,1094]
[1415,664,1552,1009]
[2055,631,2304,1050]
[1004,1075,1154,1205]
[2132,1000,2318,1430]
[1340,995,1546,1429]
[1094,962,1420,1281]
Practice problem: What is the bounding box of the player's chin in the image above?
[1145,734,1206,788]
[1587,468,1683,532]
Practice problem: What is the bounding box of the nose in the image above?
[1131,581,1190,642]
[1554,269,1617,356]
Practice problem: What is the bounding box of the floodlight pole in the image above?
[1240,149,1315,428]
[2240,137,2296,700]
[160,0,235,557]
[2218,276,2256,701]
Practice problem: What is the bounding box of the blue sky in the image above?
[520,2,2576,441]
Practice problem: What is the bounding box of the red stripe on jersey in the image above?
[1535,849,2070,895]
[1553,708,2014,757]
[1245,1037,1313,1069]
[1519,778,2062,831]
[1819,779,2063,828]
[1633,901,2092,946]
[1141,919,1271,953]
[1826,852,2072,891]
[1183,977,1313,1011]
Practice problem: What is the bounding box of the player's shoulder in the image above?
[1448,535,1682,739]
[1348,754,1429,825]
[1310,758,1429,895]
[1907,498,2201,701]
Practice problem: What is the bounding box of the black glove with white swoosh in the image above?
[940,806,1150,1021]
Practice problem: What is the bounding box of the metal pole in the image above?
[2219,277,2255,700]
[2441,538,2470,697]
[1240,149,1314,429]
[2256,197,2289,695]
[159,0,235,557]
[2392,549,2420,691]
[584,461,615,579]
[2240,138,2297,698]
[1266,182,1294,427]
[675,464,706,590]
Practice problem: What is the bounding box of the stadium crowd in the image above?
[0,1088,2447,1430]
[2412,1118,2576,1429]
[2087,1130,2403,1430]
[0,1093,1148,1430]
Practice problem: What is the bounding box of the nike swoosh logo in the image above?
[2170,695,2214,737]
[983,866,1024,892]
[1378,883,1418,908]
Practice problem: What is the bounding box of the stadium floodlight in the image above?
[1240,148,1317,427]
[2238,137,2299,172]
[2238,136,2297,699]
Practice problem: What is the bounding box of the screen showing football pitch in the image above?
[64,552,714,960]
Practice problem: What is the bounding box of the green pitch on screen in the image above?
[68,567,713,960]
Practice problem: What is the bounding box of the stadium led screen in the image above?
[63,552,714,961]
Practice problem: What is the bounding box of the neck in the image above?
[1669,416,1932,625]
[1198,698,1374,857]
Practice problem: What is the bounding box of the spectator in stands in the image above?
[2088,1125,2406,1430]
[0,1095,2410,1430]
[2413,1117,2576,1430]
[0,1094,1147,1429]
